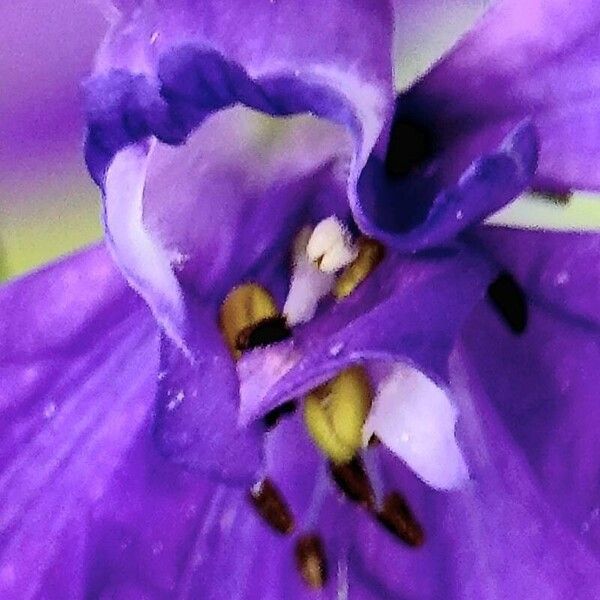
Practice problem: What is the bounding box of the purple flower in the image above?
[1,0,600,598]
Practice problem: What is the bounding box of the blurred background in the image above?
[0,1,105,280]
[1,0,598,282]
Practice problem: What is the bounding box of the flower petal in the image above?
[153,317,263,485]
[460,271,600,553]
[400,0,600,192]
[354,344,600,598]
[0,246,159,598]
[354,118,538,249]
[471,226,600,328]
[86,0,394,179]
[363,364,469,491]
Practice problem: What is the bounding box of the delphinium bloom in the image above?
[1,0,600,598]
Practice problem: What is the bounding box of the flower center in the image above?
[217,223,427,591]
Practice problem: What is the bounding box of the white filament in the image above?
[283,227,334,326]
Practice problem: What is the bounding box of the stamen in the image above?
[248,479,295,535]
[531,190,572,205]
[303,366,373,464]
[236,315,291,352]
[263,400,297,430]
[295,534,328,589]
[329,457,375,510]
[284,226,334,326]
[334,237,385,299]
[367,434,381,447]
[306,216,358,274]
[487,271,528,335]
[376,492,425,547]
[219,284,282,359]
[385,116,435,179]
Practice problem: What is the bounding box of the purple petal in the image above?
[87,0,394,178]
[86,432,211,599]
[459,231,600,554]
[401,0,600,192]
[354,120,538,249]
[153,316,263,485]
[472,226,600,327]
[354,230,600,597]
[0,246,160,598]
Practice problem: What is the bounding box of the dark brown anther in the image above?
[295,534,328,589]
[531,190,572,205]
[367,434,381,448]
[248,479,295,535]
[329,457,375,510]
[376,492,425,547]
[263,400,297,430]
[236,315,292,352]
[487,271,528,335]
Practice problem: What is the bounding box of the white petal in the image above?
[364,364,469,491]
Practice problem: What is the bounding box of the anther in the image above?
[531,190,572,205]
[367,434,381,448]
[376,492,425,547]
[385,116,435,179]
[263,400,297,430]
[487,271,528,335]
[303,366,373,464]
[334,237,385,299]
[219,284,284,359]
[236,315,292,353]
[248,479,295,535]
[295,534,328,589]
[329,457,375,510]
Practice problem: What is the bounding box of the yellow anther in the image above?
[219,284,280,359]
[303,366,372,464]
[333,238,384,299]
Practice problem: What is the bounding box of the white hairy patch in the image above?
[283,227,334,326]
[363,364,469,491]
[306,216,357,274]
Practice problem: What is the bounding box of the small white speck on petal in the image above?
[363,364,469,490]
[43,402,57,420]
[306,216,357,273]
[329,342,344,357]
[166,389,185,411]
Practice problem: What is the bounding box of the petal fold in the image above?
[401,0,600,191]
[0,246,159,598]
